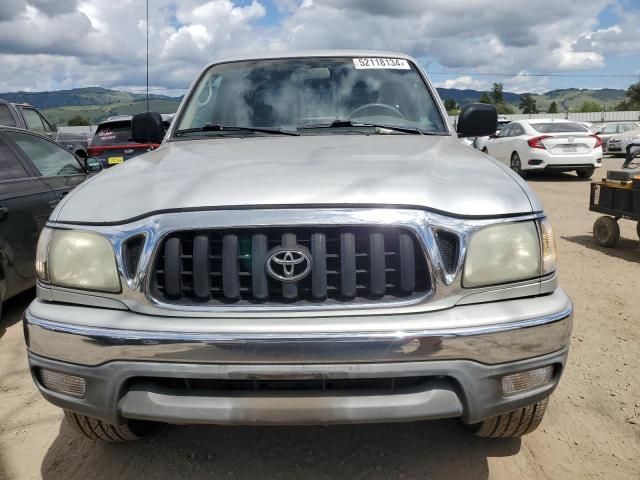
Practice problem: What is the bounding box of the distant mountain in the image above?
[530,88,627,111]
[436,88,522,106]
[0,86,630,125]
[0,86,181,109]
[0,87,183,125]
[436,87,627,111]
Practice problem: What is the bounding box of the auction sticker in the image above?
[353,58,410,70]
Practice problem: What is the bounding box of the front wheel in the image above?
[64,411,160,442]
[576,167,595,179]
[510,152,527,178]
[593,216,620,247]
[467,397,548,438]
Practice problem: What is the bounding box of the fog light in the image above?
[528,159,543,165]
[501,366,554,396]
[39,369,86,398]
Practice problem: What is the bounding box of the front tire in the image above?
[576,167,595,179]
[468,398,548,438]
[510,152,527,178]
[593,216,620,247]
[64,411,159,442]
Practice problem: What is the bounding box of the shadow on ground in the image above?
[526,171,590,183]
[562,234,639,263]
[0,288,33,340]
[42,419,521,480]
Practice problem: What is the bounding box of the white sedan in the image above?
[482,119,603,179]
[606,128,640,157]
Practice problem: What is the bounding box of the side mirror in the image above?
[132,112,165,144]
[457,103,498,138]
[84,157,102,174]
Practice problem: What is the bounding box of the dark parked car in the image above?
[88,116,161,168]
[0,126,99,319]
[0,99,91,157]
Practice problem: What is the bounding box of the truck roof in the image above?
[208,49,417,67]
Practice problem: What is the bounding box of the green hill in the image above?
[0,87,182,125]
[438,87,628,112]
[530,88,627,111]
[41,98,182,125]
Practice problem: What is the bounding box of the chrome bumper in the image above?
[24,289,573,366]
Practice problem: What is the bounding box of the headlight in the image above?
[463,221,541,288]
[36,229,121,292]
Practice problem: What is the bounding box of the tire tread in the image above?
[64,411,142,442]
[471,398,549,438]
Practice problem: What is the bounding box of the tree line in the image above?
[444,81,640,115]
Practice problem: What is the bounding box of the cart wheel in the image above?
[593,216,620,247]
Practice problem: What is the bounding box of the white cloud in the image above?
[436,76,491,91]
[0,0,637,93]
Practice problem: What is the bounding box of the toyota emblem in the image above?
[266,246,312,282]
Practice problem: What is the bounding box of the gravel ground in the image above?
[1,157,638,480]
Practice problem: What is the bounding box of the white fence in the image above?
[58,125,97,134]
[448,110,640,126]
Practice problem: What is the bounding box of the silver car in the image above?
[595,121,640,152]
[25,51,572,442]
[606,128,640,156]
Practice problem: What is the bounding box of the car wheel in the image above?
[510,152,527,178]
[64,410,161,442]
[593,216,620,247]
[467,397,548,438]
[576,167,595,179]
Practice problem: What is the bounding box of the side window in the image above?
[37,112,53,132]
[4,131,83,177]
[498,125,512,137]
[620,123,635,133]
[0,137,29,181]
[511,125,524,136]
[0,104,16,127]
[19,108,46,132]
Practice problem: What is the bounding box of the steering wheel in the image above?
[346,103,405,120]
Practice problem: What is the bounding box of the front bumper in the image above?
[25,289,573,426]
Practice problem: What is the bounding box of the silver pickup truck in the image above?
[24,51,572,442]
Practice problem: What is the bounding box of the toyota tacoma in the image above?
[24,51,572,442]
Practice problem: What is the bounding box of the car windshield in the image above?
[175,57,447,136]
[531,122,588,133]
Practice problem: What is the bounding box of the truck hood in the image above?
[55,135,539,224]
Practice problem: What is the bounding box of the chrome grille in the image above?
[150,227,430,306]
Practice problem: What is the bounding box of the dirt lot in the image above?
[1,157,638,480]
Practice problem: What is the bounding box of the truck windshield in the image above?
[175,57,447,136]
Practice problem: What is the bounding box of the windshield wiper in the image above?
[299,119,439,135]
[175,124,300,136]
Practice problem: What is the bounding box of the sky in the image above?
[0,0,639,95]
